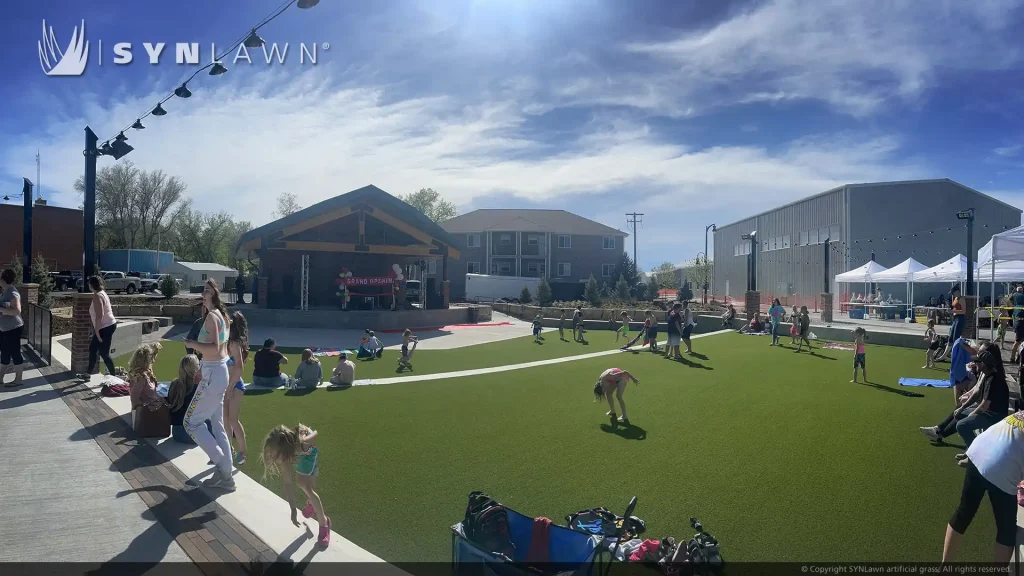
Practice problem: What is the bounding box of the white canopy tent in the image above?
[912,254,969,284]
[834,260,888,284]
[978,225,1024,339]
[866,258,928,313]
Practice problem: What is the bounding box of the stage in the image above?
[235,303,492,331]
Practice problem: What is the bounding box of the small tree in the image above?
[651,262,680,290]
[615,274,630,301]
[585,274,602,307]
[31,253,54,308]
[7,255,22,284]
[520,285,532,304]
[537,278,553,306]
[646,281,660,301]
[677,280,694,303]
[160,274,180,299]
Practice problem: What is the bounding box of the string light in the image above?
[95,0,316,152]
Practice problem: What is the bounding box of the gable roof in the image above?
[236,185,460,256]
[173,262,237,272]
[441,209,627,236]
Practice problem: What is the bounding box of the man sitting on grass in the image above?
[330,351,356,386]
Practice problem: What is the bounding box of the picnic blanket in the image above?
[311,347,354,358]
[898,378,952,388]
[741,330,772,336]
[822,343,855,351]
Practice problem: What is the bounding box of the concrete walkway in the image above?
[0,360,189,564]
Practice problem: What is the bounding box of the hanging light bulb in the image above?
[297,0,320,8]
[152,103,167,116]
[174,82,192,98]
[209,62,228,76]
[244,29,265,48]
[131,119,145,130]
[115,132,128,143]
[98,142,114,156]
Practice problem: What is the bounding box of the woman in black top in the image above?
[252,338,289,387]
[953,346,1010,462]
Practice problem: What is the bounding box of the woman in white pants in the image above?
[184,279,236,492]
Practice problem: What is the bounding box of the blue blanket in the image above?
[898,378,952,388]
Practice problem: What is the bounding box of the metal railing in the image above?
[21,302,51,366]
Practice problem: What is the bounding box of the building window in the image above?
[527,262,538,273]
[762,240,769,252]
[492,261,511,274]
[783,235,791,249]
[602,264,615,277]
[467,262,480,274]
[500,233,512,245]
[557,263,571,277]
[829,225,840,243]
[427,261,437,275]
[602,236,616,250]
[201,273,208,281]
[527,234,539,246]
[799,231,808,246]
[558,235,571,249]
[466,234,480,248]
[809,229,818,245]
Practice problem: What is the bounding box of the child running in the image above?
[621,311,651,351]
[559,309,567,341]
[924,320,939,369]
[398,329,419,371]
[789,305,799,344]
[261,423,331,548]
[533,315,543,343]
[851,327,868,383]
[794,306,813,354]
[615,311,632,344]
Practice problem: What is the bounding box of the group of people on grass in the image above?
[725,299,814,353]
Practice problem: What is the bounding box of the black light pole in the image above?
[823,238,830,294]
[22,178,33,284]
[83,127,98,289]
[742,232,757,291]
[704,223,716,304]
[958,209,974,295]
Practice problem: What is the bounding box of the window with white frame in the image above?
[492,261,511,274]
[527,234,539,246]
[829,225,840,243]
[527,262,539,273]
[799,231,808,246]
[467,262,481,274]
[427,261,437,275]
[809,229,818,245]
[602,263,615,277]
[500,233,512,245]
[602,236,616,250]
[558,235,571,248]
[783,235,791,249]
[466,234,480,248]
[557,263,571,277]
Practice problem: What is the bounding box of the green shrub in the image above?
[160,274,180,299]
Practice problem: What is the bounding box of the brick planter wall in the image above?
[821,293,833,323]
[744,291,761,322]
[962,296,977,340]
[71,293,95,374]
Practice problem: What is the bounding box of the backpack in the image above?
[463,491,516,559]
[100,383,130,397]
[565,508,645,540]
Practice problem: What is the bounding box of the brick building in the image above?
[0,204,84,271]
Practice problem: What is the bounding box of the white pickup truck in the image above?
[101,271,142,294]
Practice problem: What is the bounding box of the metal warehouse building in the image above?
[712,179,1022,311]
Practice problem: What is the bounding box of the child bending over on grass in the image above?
[851,327,868,383]
[398,329,419,371]
[262,423,331,549]
[559,309,567,341]
[924,320,939,369]
[533,315,543,343]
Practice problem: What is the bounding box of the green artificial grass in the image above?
[123,332,993,562]
[118,329,631,383]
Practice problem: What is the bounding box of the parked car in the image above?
[50,270,83,291]
[100,271,142,294]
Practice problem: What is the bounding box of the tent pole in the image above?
[991,259,996,342]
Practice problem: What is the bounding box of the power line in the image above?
[98,0,307,148]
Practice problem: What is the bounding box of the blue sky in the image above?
[3,0,1024,271]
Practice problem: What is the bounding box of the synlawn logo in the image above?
[37,19,325,77]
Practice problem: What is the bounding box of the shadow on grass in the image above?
[673,356,713,370]
[687,352,710,361]
[244,388,275,396]
[284,387,317,397]
[599,423,648,440]
[854,380,925,397]
[325,384,353,392]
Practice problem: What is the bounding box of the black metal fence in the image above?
[21,302,51,366]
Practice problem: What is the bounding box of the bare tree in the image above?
[400,188,457,222]
[74,160,184,250]
[273,192,303,219]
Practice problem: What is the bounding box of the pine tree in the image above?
[31,253,54,308]
[585,274,601,307]
[7,255,22,285]
[615,274,630,301]
[520,285,532,304]
[537,278,553,306]
[678,280,694,303]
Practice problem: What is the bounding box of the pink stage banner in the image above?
[343,276,394,286]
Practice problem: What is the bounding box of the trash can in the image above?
[468,306,479,323]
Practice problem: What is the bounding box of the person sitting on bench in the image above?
[721,304,736,328]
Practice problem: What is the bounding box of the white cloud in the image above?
[2,67,926,240]
[623,0,1023,116]
[994,145,1022,158]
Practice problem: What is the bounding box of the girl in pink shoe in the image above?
[262,423,331,548]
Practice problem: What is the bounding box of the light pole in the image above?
[704,223,716,304]
[741,232,757,292]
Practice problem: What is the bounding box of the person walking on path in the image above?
[225,311,249,465]
[594,367,639,425]
[183,279,236,492]
[0,268,24,388]
[767,298,785,346]
[87,275,118,377]
[262,423,332,549]
[664,303,683,360]
[793,306,813,354]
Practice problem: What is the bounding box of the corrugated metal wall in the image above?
[98,250,175,274]
[713,187,849,311]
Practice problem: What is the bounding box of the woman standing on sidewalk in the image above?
[87,275,118,377]
[184,279,235,492]
[0,268,24,388]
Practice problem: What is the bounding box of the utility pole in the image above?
[83,127,98,287]
[22,178,33,284]
[626,212,643,276]
[704,224,716,304]
[36,150,41,204]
